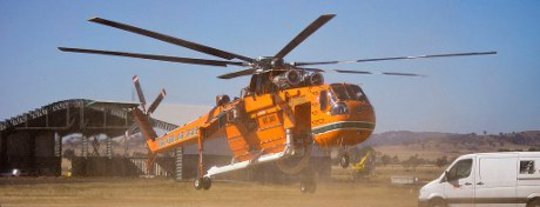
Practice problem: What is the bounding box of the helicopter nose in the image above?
[349,102,376,122]
[355,103,372,113]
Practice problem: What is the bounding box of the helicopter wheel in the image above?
[202,177,212,190]
[299,168,316,194]
[193,177,204,190]
[300,180,316,194]
[340,153,350,168]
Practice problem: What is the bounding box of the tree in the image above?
[392,155,399,164]
[381,154,391,166]
[435,156,449,168]
[402,154,421,172]
[488,140,496,147]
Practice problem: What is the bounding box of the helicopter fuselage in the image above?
[141,80,375,160]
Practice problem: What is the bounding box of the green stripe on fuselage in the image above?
[312,122,375,135]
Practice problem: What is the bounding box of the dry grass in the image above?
[0,165,442,207]
[0,170,428,207]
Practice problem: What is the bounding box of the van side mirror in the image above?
[440,171,448,183]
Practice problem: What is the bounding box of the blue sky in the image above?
[1,1,539,133]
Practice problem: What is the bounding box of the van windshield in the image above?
[447,159,472,180]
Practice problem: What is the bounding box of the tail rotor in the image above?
[126,75,167,175]
[131,75,166,115]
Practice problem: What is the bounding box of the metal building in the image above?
[0,99,178,176]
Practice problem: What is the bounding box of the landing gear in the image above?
[193,132,212,191]
[193,177,203,190]
[300,180,316,194]
[299,167,317,193]
[340,153,350,168]
[202,177,212,190]
[193,177,212,190]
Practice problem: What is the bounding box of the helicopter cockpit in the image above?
[329,83,370,103]
[320,83,371,116]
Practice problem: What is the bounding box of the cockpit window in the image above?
[330,84,369,103]
[346,85,366,101]
[330,84,350,100]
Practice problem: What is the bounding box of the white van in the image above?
[418,152,540,207]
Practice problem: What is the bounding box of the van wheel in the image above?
[429,198,446,207]
[528,198,540,207]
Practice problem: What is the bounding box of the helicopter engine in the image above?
[215,94,230,106]
[272,70,301,89]
[303,72,324,86]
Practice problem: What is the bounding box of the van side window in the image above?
[520,160,535,174]
[319,90,328,110]
[448,159,472,180]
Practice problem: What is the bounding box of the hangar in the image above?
[0,99,181,177]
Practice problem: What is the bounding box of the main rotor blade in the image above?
[147,89,166,114]
[58,47,244,67]
[334,69,372,74]
[132,75,147,112]
[88,17,254,62]
[294,51,497,66]
[217,68,257,79]
[382,72,425,77]
[335,69,425,77]
[274,14,335,60]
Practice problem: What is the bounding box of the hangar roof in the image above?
[0,99,178,137]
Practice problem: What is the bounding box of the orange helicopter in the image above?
[59,14,495,192]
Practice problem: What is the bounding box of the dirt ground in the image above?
[0,166,437,207]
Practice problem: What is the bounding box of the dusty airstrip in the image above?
[0,165,437,207]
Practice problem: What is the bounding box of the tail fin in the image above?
[131,107,158,152]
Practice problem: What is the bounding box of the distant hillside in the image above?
[366,130,540,161]
[366,130,540,147]
[364,131,453,146]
